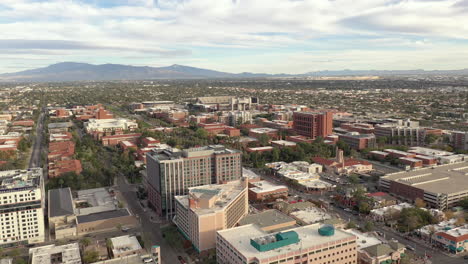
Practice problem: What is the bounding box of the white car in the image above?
[143,258,153,263]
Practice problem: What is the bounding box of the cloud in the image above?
[0,0,466,73]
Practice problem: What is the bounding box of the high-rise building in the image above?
[146,145,242,218]
[452,131,468,151]
[292,111,333,139]
[0,168,45,247]
[173,178,249,252]
[216,224,357,264]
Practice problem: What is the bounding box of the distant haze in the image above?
[1,62,468,82]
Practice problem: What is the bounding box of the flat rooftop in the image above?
[175,179,246,215]
[249,181,287,194]
[217,224,355,260]
[382,162,468,195]
[49,188,74,218]
[76,187,116,215]
[111,235,142,255]
[0,168,42,192]
[76,209,130,224]
[290,207,331,224]
[239,210,296,230]
[345,229,382,249]
[30,243,81,264]
[151,145,239,161]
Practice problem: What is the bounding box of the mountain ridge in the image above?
[1,62,467,82]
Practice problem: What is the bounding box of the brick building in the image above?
[292,111,333,140]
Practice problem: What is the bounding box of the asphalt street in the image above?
[29,110,45,168]
[115,174,186,264]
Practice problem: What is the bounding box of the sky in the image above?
[1,0,468,74]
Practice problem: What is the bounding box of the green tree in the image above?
[363,221,374,232]
[79,237,91,251]
[195,128,209,139]
[83,250,99,264]
[346,221,357,229]
[349,174,360,185]
[258,134,270,146]
[377,136,388,146]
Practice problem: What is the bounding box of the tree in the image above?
[79,237,91,251]
[346,221,357,229]
[459,198,468,209]
[258,134,270,146]
[414,198,426,208]
[195,128,209,139]
[455,217,466,227]
[363,221,374,232]
[271,148,280,162]
[358,201,372,214]
[444,210,455,220]
[83,250,99,264]
[377,136,388,146]
[425,134,439,145]
[349,174,360,185]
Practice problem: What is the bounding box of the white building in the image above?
[84,118,138,133]
[0,168,45,247]
[30,243,81,264]
[228,111,252,126]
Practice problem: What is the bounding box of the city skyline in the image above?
[1,0,468,74]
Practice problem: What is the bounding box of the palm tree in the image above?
[79,237,91,252]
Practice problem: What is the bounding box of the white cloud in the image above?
[0,0,466,73]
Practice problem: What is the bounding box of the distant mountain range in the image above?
[1,62,467,82]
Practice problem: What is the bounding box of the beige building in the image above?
[48,188,77,239]
[174,178,249,252]
[216,223,357,264]
[110,235,144,258]
[0,168,45,247]
[30,243,81,264]
[146,145,242,218]
[48,187,138,239]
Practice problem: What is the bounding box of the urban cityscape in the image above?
[0,0,468,264]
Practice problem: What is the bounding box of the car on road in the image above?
[406,245,416,251]
[344,208,352,212]
[121,226,130,232]
[142,257,153,263]
[178,256,187,264]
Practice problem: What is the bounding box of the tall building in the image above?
[146,145,242,217]
[0,168,45,247]
[292,111,333,139]
[216,224,357,264]
[452,131,468,151]
[173,178,249,252]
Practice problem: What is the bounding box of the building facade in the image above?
[452,131,468,151]
[173,179,249,251]
[146,145,242,217]
[293,111,333,140]
[216,224,357,264]
[380,162,468,210]
[338,132,377,150]
[0,168,45,247]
